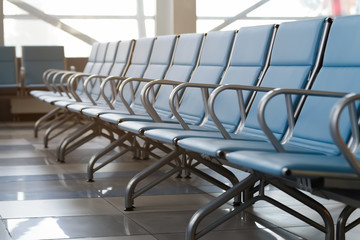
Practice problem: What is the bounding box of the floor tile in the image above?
[5,215,149,240]
[0,122,356,239]
[0,198,120,218]
[106,194,224,213]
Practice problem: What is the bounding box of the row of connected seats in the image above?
[0,45,65,96]
[30,14,360,239]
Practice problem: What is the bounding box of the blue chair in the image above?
[32,42,110,143]
[124,18,328,213]
[55,37,156,163]
[80,35,178,117]
[85,33,204,180]
[32,42,102,138]
[30,42,100,99]
[119,28,276,209]
[39,41,130,148]
[184,15,360,240]
[21,46,65,94]
[95,30,235,182]
[0,46,19,95]
[117,30,237,135]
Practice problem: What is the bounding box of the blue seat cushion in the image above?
[118,121,211,135]
[225,151,353,177]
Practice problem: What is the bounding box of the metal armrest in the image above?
[118,77,157,115]
[99,76,127,109]
[169,82,221,130]
[83,74,114,105]
[50,70,76,96]
[208,84,274,140]
[68,73,93,102]
[330,93,360,176]
[140,79,186,122]
[42,69,57,92]
[258,88,348,152]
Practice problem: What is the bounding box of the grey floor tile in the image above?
[5,215,149,240]
[0,122,357,240]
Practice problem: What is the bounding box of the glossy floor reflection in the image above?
[0,121,359,239]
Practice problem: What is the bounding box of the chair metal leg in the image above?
[270,179,334,240]
[336,205,359,240]
[186,174,260,240]
[124,149,182,211]
[57,121,96,162]
[87,133,133,181]
[43,113,77,148]
[34,107,62,138]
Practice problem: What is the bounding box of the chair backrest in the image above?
[22,45,65,87]
[88,42,108,75]
[202,24,275,132]
[153,33,205,118]
[115,37,155,105]
[0,46,18,87]
[123,37,155,78]
[74,42,109,97]
[130,35,178,111]
[83,42,100,73]
[108,40,135,77]
[287,15,360,155]
[88,41,120,99]
[241,18,328,140]
[99,40,135,101]
[175,30,236,125]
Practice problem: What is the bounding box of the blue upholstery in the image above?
[117,30,236,133]
[226,151,353,177]
[31,42,100,100]
[97,33,203,123]
[88,42,108,76]
[123,37,155,78]
[241,18,326,140]
[129,35,178,113]
[202,15,360,194]
[0,46,18,94]
[152,33,204,118]
[285,15,360,155]
[113,37,155,106]
[22,46,65,88]
[172,30,236,125]
[86,41,120,101]
[78,37,156,118]
[71,36,174,115]
[176,18,327,157]
[202,25,274,131]
[82,42,100,74]
[108,40,134,77]
[143,25,275,143]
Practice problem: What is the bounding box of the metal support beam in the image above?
[210,0,270,31]
[7,0,97,45]
[137,0,146,38]
[0,0,4,45]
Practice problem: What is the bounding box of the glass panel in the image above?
[144,0,156,16]
[4,0,154,57]
[196,20,224,33]
[196,0,343,32]
[22,0,137,15]
[249,0,331,17]
[4,19,91,57]
[61,19,139,41]
[145,19,156,37]
[196,0,257,17]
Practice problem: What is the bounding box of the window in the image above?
[4,0,156,57]
[196,0,360,33]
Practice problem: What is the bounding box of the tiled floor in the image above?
[0,121,359,240]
